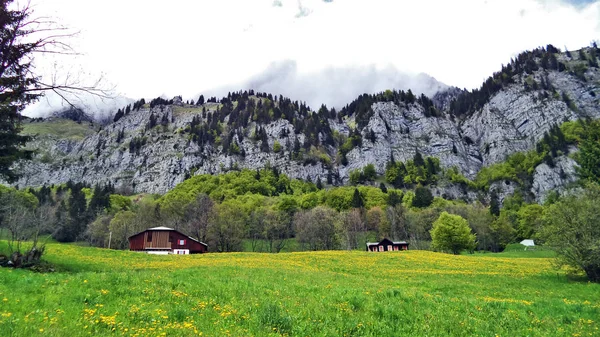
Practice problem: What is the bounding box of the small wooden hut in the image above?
[128,227,207,254]
[366,238,408,252]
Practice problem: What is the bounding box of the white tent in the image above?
[520,239,535,250]
[520,239,535,246]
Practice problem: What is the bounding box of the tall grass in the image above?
[0,242,598,336]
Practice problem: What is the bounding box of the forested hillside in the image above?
[1,116,599,257]
[1,44,599,258]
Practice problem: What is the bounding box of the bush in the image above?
[363,164,377,181]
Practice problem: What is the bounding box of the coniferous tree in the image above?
[88,184,111,216]
[387,190,402,207]
[351,188,364,209]
[53,184,88,242]
[413,150,425,167]
[426,158,438,177]
[116,129,125,143]
[577,122,600,183]
[490,189,500,216]
[379,182,388,193]
[0,2,52,181]
[113,109,124,122]
[147,113,157,130]
[412,186,433,208]
[367,129,376,143]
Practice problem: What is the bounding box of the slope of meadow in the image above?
[0,244,598,336]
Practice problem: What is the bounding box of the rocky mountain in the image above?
[12,45,600,203]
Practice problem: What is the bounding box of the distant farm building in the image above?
[366,238,408,252]
[128,227,207,255]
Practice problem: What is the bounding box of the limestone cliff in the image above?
[13,46,600,202]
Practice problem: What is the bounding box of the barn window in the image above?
[394,246,399,251]
[169,235,173,242]
[147,232,152,242]
[387,245,392,251]
[378,246,383,252]
[179,239,186,246]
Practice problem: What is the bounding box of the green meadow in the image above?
[21,119,96,140]
[0,243,598,337]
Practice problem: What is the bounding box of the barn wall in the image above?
[366,243,409,252]
[129,233,146,251]
[144,231,170,249]
[129,229,207,253]
[170,231,207,253]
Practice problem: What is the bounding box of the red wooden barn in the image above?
[366,238,408,252]
[128,227,207,255]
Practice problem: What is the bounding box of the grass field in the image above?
[0,243,598,336]
[21,119,96,140]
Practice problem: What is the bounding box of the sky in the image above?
[23,0,600,116]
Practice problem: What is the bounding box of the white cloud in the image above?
[200,60,448,109]
[24,0,600,116]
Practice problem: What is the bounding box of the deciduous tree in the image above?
[294,206,338,251]
[541,184,600,282]
[430,212,476,255]
[339,208,365,250]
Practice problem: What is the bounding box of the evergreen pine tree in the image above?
[412,186,433,208]
[490,189,500,216]
[351,188,364,208]
[316,178,323,190]
[387,190,402,207]
[413,150,425,167]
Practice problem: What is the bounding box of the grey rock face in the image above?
[342,101,480,180]
[532,155,578,203]
[12,49,600,202]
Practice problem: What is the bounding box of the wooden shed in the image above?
[128,227,207,254]
[366,238,408,252]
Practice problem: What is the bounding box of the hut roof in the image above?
[128,227,208,247]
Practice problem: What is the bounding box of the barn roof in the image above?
[128,227,208,247]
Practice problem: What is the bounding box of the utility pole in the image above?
[108,231,112,249]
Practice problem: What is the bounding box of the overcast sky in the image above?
[24,0,600,116]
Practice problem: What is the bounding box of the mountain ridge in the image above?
[12,44,600,203]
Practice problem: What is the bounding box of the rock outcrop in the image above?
[12,47,600,202]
